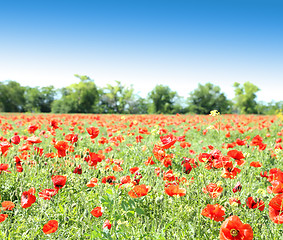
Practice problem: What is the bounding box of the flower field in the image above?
[0,113,283,239]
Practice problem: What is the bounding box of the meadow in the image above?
[0,112,283,239]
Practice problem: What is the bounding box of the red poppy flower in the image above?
[1,201,15,210]
[221,165,241,179]
[268,193,283,224]
[164,185,186,197]
[246,197,265,211]
[202,183,223,198]
[129,167,139,174]
[21,188,36,208]
[128,184,150,198]
[250,161,262,168]
[65,133,78,144]
[27,125,38,134]
[232,182,242,193]
[11,135,20,145]
[160,133,177,149]
[42,220,59,234]
[227,150,245,166]
[0,214,8,223]
[26,136,42,144]
[0,141,11,155]
[250,135,263,146]
[38,189,58,200]
[219,215,253,240]
[103,219,111,230]
[91,206,103,218]
[73,165,82,174]
[267,180,283,194]
[86,177,98,187]
[51,175,67,190]
[0,164,11,174]
[229,197,241,206]
[181,159,192,174]
[101,176,116,185]
[54,141,69,157]
[163,169,177,182]
[86,126,100,139]
[144,157,156,166]
[201,204,225,222]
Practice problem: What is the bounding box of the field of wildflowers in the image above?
[0,112,283,239]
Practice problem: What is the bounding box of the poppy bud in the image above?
[232,182,242,193]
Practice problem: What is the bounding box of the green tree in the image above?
[188,83,231,114]
[0,80,26,112]
[98,81,135,114]
[147,85,178,114]
[51,75,99,113]
[24,86,56,112]
[233,82,260,114]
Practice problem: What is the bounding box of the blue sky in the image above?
[1,0,282,102]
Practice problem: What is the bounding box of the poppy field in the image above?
[0,112,283,239]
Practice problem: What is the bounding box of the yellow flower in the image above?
[209,110,220,116]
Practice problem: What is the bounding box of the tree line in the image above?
[0,75,282,115]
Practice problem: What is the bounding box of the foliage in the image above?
[98,81,135,114]
[187,83,232,114]
[51,75,99,113]
[147,85,178,114]
[0,80,26,112]
[24,86,56,113]
[233,82,260,114]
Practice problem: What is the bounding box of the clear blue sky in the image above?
[1,0,282,102]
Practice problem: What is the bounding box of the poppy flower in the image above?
[164,185,186,197]
[246,197,265,211]
[181,159,192,174]
[160,133,177,149]
[42,220,59,234]
[21,188,36,208]
[51,175,67,190]
[0,141,11,156]
[0,214,8,223]
[90,206,103,217]
[267,180,283,194]
[1,201,15,210]
[227,150,245,166]
[129,167,139,174]
[232,182,242,193]
[202,183,223,198]
[86,126,100,139]
[73,165,82,174]
[86,177,98,187]
[229,197,241,206]
[0,164,11,174]
[219,215,253,240]
[11,135,20,145]
[101,176,116,185]
[54,141,69,158]
[201,204,225,222]
[250,135,263,146]
[27,125,38,134]
[250,161,262,168]
[163,169,177,182]
[268,193,283,224]
[144,157,156,166]
[221,165,241,179]
[38,189,58,200]
[103,219,111,230]
[128,184,150,198]
[26,136,42,144]
[113,165,123,172]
